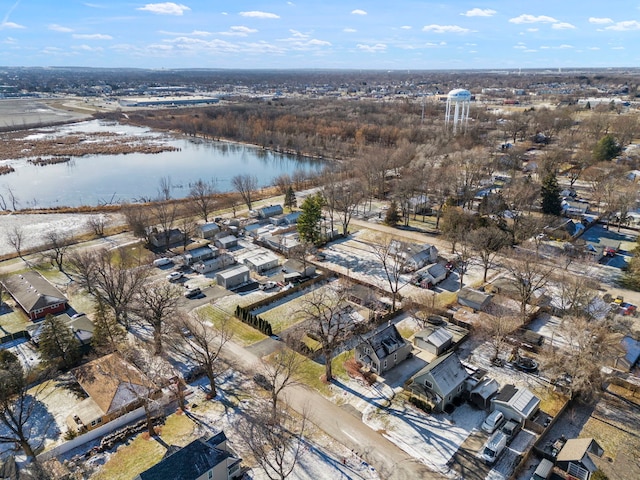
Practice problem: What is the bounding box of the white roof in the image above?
[427,327,453,348]
[508,388,539,418]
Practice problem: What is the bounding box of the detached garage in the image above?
[216,265,251,290]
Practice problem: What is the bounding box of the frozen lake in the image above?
[0,120,325,208]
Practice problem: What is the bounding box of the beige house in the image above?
[67,353,160,432]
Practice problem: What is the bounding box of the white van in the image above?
[530,459,553,480]
[481,430,508,464]
[481,410,505,434]
[153,257,172,267]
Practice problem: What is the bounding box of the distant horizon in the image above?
[1,1,638,69]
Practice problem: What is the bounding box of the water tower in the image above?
[445,88,471,133]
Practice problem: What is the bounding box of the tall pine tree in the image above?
[38,314,81,369]
[284,185,297,211]
[297,193,324,245]
[540,171,562,216]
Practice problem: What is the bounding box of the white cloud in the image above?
[3,36,17,44]
[589,17,613,24]
[289,29,308,38]
[137,3,191,16]
[0,21,25,29]
[400,25,412,30]
[239,11,280,19]
[220,26,258,36]
[605,20,640,31]
[72,44,103,52]
[509,14,557,24]
[351,9,367,15]
[524,49,537,53]
[527,28,539,32]
[357,43,386,52]
[461,8,496,17]
[422,24,470,34]
[49,24,73,33]
[611,46,625,49]
[552,22,576,30]
[513,45,527,49]
[343,28,357,33]
[588,46,600,50]
[72,33,113,40]
[159,30,212,36]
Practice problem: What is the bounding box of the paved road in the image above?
[221,340,446,480]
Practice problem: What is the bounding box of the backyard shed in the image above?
[491,384,540,423]
[216,265,251,290]
[258,204,283,219]
[457,287,493,311]
[469,378,500,410]
[282,259,316,278]
[414,327,453,355]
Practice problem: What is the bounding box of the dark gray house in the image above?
[457,287,493,311]
[355,324,412,374]
[135,431,242,480]
[414,326,453,356]
[410,352,468,412]
[556,438,604,480]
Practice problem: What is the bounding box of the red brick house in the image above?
[1,271,68,320]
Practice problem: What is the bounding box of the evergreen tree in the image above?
[91,296,126,354]
[384,200,401,226]
[38,314,81,369]
[540,171,562,216]
[593,134,621,161]
[297,192,324,245]
[284,185,297,211]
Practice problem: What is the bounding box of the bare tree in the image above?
[6,225,24,259]
[299,283,351,382]
[370,237,410,311]
[543,315,623,400]
[178,214,198,251]
[67,250,98,294]
[122,202,152,242]
[189,178,217,222]
[231,174,258,211]
[0,351,53,462]
[237,403,308,480]
[169,309,232,397]
[273,173,292,195]
[479,306,520,363]
[259,347,305,417]
[87,248,151,329]
[41,231,73,271]
[157,175,172,201]
[151,201,178,248]
[469,226,511,283]
[133,281,182,355]
[505,251,554,323]
[88,215,107,237]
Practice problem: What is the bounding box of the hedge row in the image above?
[235,305,273,336]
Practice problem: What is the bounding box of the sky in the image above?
[1,1,640,70]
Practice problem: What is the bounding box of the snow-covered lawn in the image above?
[364,401,485,476]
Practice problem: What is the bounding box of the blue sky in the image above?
[1,1,639,69]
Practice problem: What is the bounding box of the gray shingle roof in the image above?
[1,271,67,313]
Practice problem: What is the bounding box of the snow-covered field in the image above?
[0,213,120,257]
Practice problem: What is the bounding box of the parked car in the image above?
[166,272,183,282]
[618,302,637,316]
[481,430,508,465]
[501,419,522,442]
[481,410,505,434]
[183,287,202,298]
[259,281,278,291]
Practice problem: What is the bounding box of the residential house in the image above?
[410,352,469,412]
[556,438,604,480]
[561,199,589,217]
[135,431,242,480]
[216,265,251,290]
[1,271,68,320]
[68,353,160,431]
[403,245,439,272]
[149,228,183,248]
[197,222,221,240]
[214,235,238,250]
[242,250,280,273]
[414,327,453,356]
[355,324,412,374]
[457,288,493,311]
[192,254,236,275]
[612,336,640,372]
[491,384,540,423]
[183,246,219,266]
[30,313,95,353]
[257,204,283,219]
[270,211,301,226]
